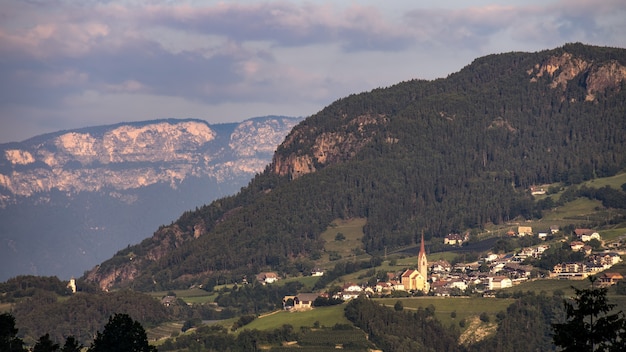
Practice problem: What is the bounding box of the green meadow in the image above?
[243,305,350,331]
[376,296,515,327]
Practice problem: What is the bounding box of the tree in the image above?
[61,336,82,352]
[33,333,60,352]
[0,313,26,352]
[88,313,157,352]
[552,277,626,351]
[394,300,404,311]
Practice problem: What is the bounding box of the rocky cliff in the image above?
[0,116,301,280]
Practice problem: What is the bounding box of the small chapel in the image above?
[401,233,430,293]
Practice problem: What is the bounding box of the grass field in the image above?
[583,173,626,190]
[147,321,183,342]
[243,305,350,331]
[319,218,367,265]
[376,296,515,327]
[278,276,320,291]
[147,288,216,304]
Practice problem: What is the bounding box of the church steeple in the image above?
[418,231,428,282]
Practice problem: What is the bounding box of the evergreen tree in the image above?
[33,333,60,352]
[88,313,157,352]
[0,313,26,352]
[61,336,82,352]
[552,278,626,351]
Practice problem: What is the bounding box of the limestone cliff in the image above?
[0,116,301,280]
[529,52,626,101]
[271,113,388,179]
[1,118,300,203]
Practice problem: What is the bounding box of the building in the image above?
[401,233,430,293]
[67,277,76,294]
[598,272,624,286]
[517,226,533,236]
[257,272,279,284]
[283,293,320,310]
[444,233,464,246]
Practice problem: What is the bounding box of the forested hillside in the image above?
[87,43,626,291]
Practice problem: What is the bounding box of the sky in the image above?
[1,0,625,144]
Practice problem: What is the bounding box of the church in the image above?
[401,233,430,293]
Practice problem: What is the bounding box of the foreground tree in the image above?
[88,313,157,352]
[61,336,82,352]
[552,277,626,351]
[0,313,26,352]
[33,333,60,352]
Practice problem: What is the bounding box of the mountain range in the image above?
[0,116,302,280]
[82,43,626,292]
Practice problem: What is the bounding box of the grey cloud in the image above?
[141,3,413,52]
[403,1,626,50]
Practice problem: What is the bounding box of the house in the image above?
[257,272,279,284]
[339,283,363,300]
[598,272,624,286]
[444,233,464,246]
[503,263,533,278]
[430,260,452,273]
[570,241,585,252]
[311,268,325,276]
[482,276,512,290]
[490,276,512,290]
[592,252,623,266]
[550,225,560,234]
[449,279,468,291]
[161,296,177,307]
[283,293,320,310]
[575,228,594,237]
[517,226,533,236]
[483,253,499,262]
[430,280,451,296]
[535,245,549,255]
[538,232,548,240]
[518,247,534,259]
[530,186,546,195]
[581,232,601,242]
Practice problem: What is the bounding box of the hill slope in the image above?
[86,43,626,291]
[0,116,302,280]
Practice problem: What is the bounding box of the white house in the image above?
[489,276,512,290]
[257,272,279,284]
[581,232,601,242]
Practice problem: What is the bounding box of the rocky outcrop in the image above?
[529,52,626,101]
[271,113,387,179]
[585,61,626,101]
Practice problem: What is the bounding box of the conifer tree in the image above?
[552,277,626,351]
[88,313,157,352]
[0,313,26,352]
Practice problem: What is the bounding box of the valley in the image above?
[2,43,626,351]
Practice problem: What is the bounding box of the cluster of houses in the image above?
[277,228,624,309]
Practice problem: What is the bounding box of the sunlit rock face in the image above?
[0,116,301,280]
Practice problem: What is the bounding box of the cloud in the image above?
[0,0,625,143]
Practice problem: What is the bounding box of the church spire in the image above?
[418,231,428,283]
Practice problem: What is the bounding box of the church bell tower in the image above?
[418,232,428,282]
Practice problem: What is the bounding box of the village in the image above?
[267,226,625,311]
